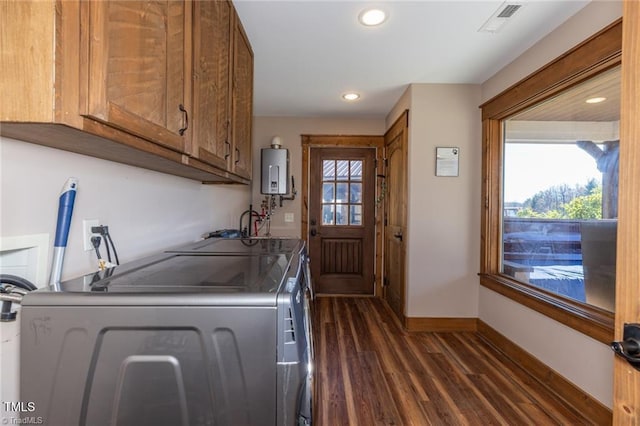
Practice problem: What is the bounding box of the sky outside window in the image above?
[504,143,602,204]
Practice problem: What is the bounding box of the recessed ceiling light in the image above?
[342,92,360,101]
[359,9,386,26]
[585,97,606,104]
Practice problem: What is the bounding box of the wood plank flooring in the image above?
[313,297,594,425]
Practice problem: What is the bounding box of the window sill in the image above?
[479,273,614,344]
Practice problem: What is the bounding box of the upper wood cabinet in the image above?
[0,0,253,184]
[231,15,254,180]
[82,1,189,153]
[189,0,233,170]
[188,1,253,180]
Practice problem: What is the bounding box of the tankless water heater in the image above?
[261,147,289,195]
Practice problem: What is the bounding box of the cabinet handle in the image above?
[235,147,240,164]
[178,104,188,136]
[224,120,231,160]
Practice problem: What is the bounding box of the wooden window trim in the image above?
[479,19,622,344]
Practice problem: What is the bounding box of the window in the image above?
[480,20,621,343]
[321,159,363,226]
[502,66,619,313]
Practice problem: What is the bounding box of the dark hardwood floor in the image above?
[312,297,594,425]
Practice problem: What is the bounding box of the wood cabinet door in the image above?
[231,15,254,179]
[82,1,188,152]
[190,0,233,170]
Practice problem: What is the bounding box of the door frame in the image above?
[301,135,384,296]
[614,2,640,421]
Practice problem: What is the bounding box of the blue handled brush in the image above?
[49,177,78,291]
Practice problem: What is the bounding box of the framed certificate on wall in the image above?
[436,147,459,177]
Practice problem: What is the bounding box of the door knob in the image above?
[310,228,317,237]
[611,323,640,371]
[393,232,403,241]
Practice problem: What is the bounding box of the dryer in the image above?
[19,238,313,426]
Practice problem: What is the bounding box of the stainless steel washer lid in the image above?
[168,237,304,256]
[92,254,289,293]
[22,253,292,306]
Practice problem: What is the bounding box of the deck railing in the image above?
[502,217,617,310]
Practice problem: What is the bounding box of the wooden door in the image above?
[613,2,640,422]
[384,111,408,322]
[190,0,233,170]
[309,147,376,294]
[231,14,253,179]
[83,1,188,152]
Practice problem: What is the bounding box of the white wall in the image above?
[387,84,482,319]
[0,136,250,282]
[386,86,410,129]
[478,1,622,408]
[250,116,385,237]
[0,135,250,422]
[481,0,623,103]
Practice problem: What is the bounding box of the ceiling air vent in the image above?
[497,4,522,18]
[479,2,523,33]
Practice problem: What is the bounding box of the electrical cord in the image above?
[106,232,119,265]
[92,225,120,265]
[0,275,36,322]
[104,234,112,263]
[91,236,102,261]
[0,274,37,291]
[91,235,110,271]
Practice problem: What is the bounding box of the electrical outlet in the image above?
[284,212,294,223]
[83,219,100,251]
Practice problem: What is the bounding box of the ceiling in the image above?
[512,65,620,122]
[233,0,591,118]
